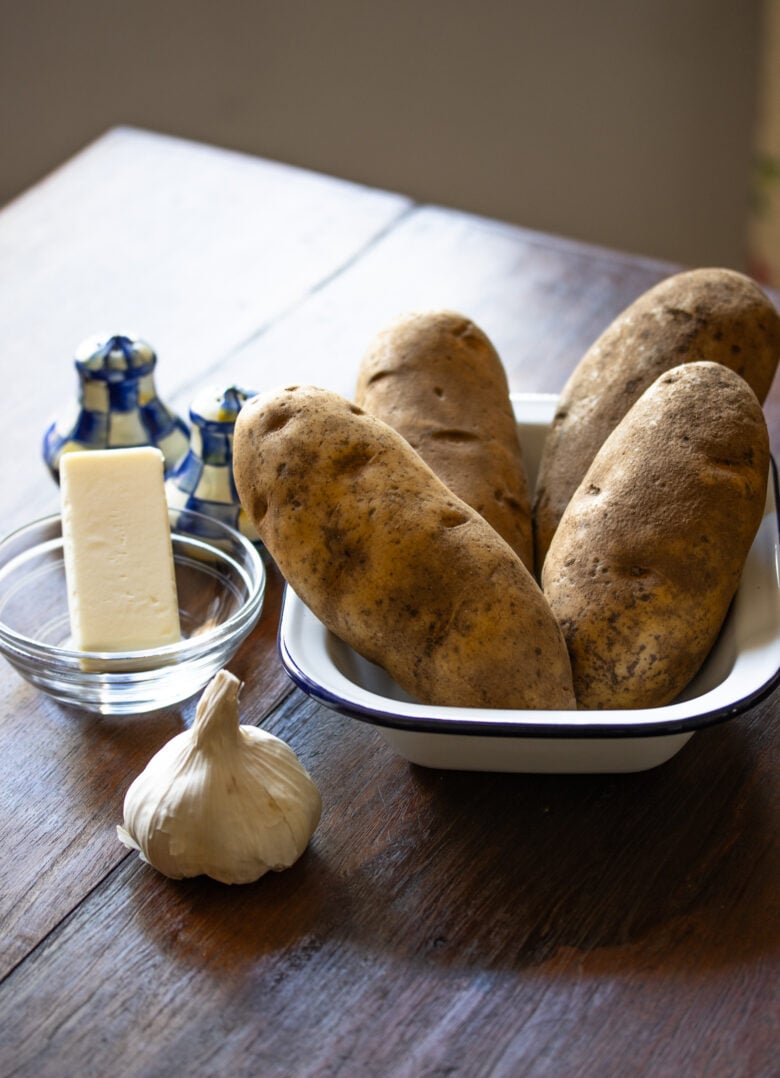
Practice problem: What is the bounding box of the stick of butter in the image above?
[60,447,181,651]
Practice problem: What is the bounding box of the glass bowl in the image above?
[0,509,266,714]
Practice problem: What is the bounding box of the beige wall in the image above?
[750,0,780,286]
[1,1,763,269]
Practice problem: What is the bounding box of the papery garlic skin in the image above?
[117,670,321,884]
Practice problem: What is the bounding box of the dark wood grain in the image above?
[0,128,778,1078]
[1,692,776,1076]
[215,204,679,404]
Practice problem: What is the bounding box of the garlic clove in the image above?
[117,670,321,884]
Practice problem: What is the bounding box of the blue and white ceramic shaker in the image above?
[165,384,260,543]
[42,332,190,481]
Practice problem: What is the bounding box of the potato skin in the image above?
[534,268,780,567]
[355,311,534,571]
[541,362,769,709]
[233,385,575,710]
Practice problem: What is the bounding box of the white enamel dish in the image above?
[279,394,780,773]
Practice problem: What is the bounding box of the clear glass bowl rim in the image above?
[0,509,267,668]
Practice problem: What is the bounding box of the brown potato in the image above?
[541,362,770,709]
[234,384,575,710]
[534,268,780,567]
[355,310,534,571]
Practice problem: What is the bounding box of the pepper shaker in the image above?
[165,384,260,542]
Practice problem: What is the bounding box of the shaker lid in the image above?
[189,385,256,428]
[74,333,157,380]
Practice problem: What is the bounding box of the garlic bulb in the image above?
[117,669,321,884]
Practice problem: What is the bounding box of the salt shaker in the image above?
[165,384,260,543]
[42,332,190,481]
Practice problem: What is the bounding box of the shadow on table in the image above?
[392,716,777,973]
[122,711,776,978]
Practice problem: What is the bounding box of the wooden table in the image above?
[0,128,777,1077]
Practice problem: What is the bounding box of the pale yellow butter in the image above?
[60,447,181,651]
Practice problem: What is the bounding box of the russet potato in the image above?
[541,362,770,709]
[233,384,575,710]
[534,268,780,567]
[355,310,534,571]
